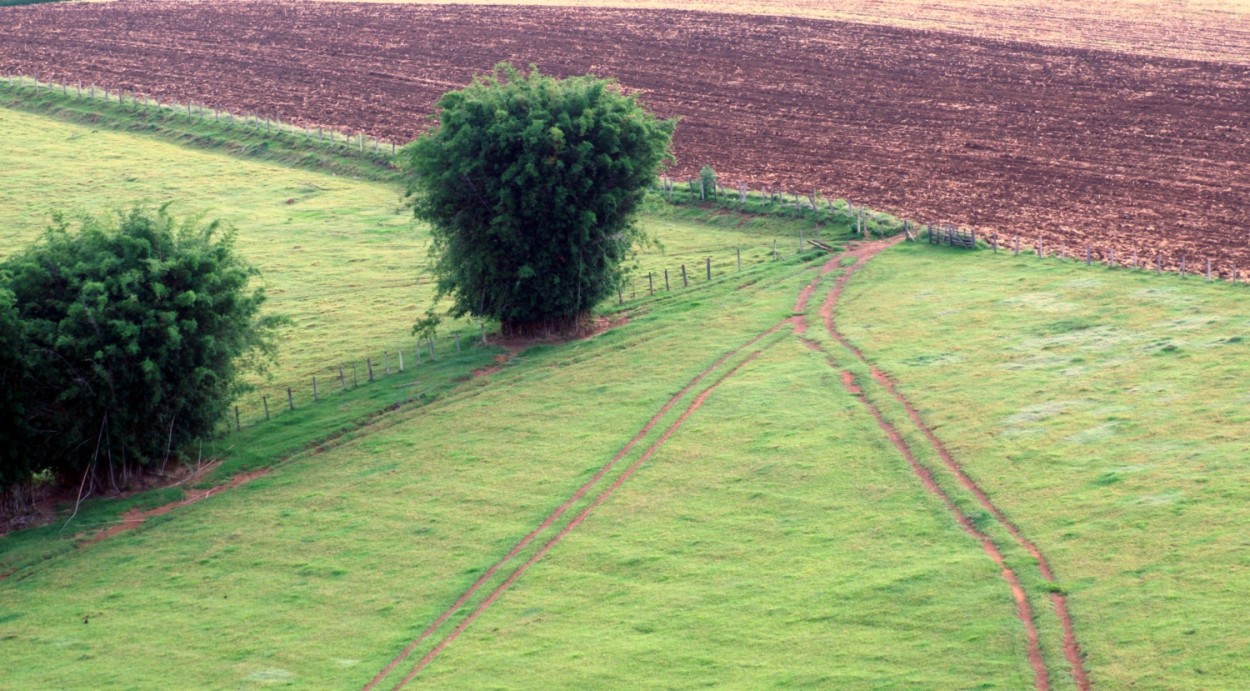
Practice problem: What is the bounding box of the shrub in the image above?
[0,206,283,495]
[400,63,675,335]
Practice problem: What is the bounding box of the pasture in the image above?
[2,0,1248,684]
[0,106,833,422]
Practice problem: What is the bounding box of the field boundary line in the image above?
[363,323,792,689]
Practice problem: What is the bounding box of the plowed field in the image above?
[364,0,1250,66]
[2,1,1248,271]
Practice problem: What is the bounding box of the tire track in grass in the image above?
[819,239,1089,689]
[834,365,1051,690]
[390,345,772,688]
[364,322,789,690]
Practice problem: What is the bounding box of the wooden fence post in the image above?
[992,234,998,252]
[648,272,654,295]
[706,256,711,280]
[384,351,391,374]
[480,322,486,345]
[428,335,436,360]
[263,395,270,421]
[455,333,462,352]
[617,284,623,305]
[1156,253,1162,275]
[737,247,742,271]
[235,406,240,432]
[772,238,778,260]
[286,387,294,411]
[339,365,347,390]
[367,357,374,381]
[798,230,804,253]
[681,264,688,287]
[1181,256,1186,276]
[1207,258,1212,281]
[1014,237,1020,255]
[313,376,319,402]
[399,349,405,371]
[664,269,670,291]
[352,364,358,388]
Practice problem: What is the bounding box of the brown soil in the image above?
[366,0,1250,67]
[84,468,270,544]
[1,2,1247,273]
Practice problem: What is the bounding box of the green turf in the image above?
[6,93,1228,688]
[836,243,1250,688]
[419,340,1032,688]
[0,105,848,424]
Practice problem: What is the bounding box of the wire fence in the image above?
[930,225,1250,284]
[224,239,838,434]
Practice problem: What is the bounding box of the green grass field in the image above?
[0,105,848,423]
[838,243,1250,688]
[4,98,1249,689]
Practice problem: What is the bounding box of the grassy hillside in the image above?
[0,105,847,423]
[0,249,1036,688]
[5,91,1247,688]
[838,244,1250,687]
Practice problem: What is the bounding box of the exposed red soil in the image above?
[817,239,1089,689]
[391,348,769,688]
[1,2,1248,273]
[867,365,1090,689]
[84,468,270,544]
[365,320,786,689]
[489,315,628,351]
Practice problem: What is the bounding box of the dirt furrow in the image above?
[819,240,1090,689]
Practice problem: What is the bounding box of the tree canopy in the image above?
[400,63,675,335]
[0,206,282,499]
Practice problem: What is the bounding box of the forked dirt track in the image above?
[366,243,1086,687]
[811,239,1090,689]
[1,2,1248,270]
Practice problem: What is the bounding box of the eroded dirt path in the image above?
[371,242,1082,687]
[811,239,1090,689]
[84,467,270,544]
[364,321,787,689]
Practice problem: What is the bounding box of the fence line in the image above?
[225,239,832,434]
[929,225,1246,285]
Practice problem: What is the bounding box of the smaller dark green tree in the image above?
[0,206,283,495]
[0,286,30,495]
[400,63,676,335]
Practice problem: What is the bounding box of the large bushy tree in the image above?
[401,63,675,335]
[0,206,282,498]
